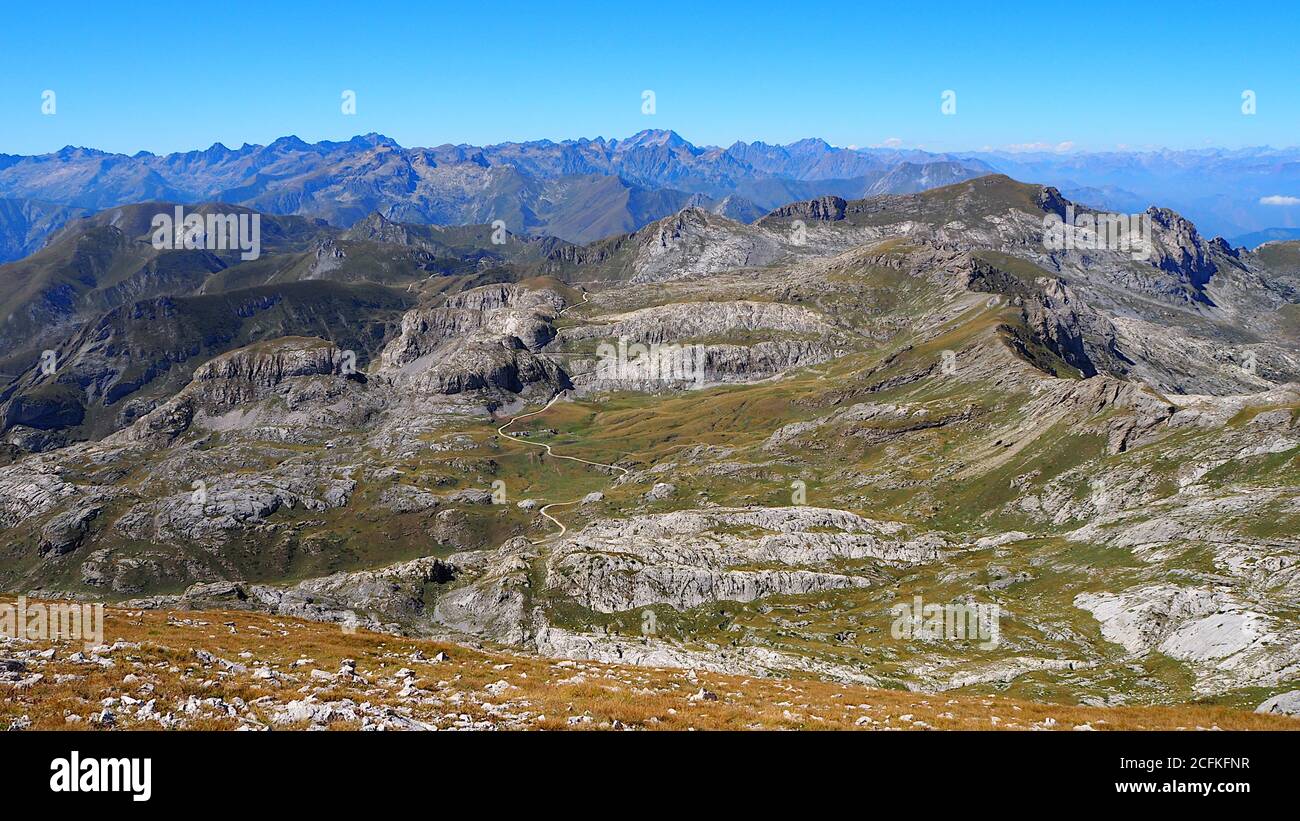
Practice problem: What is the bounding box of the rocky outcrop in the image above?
[580,340,838,393]
[534,625,877,683]
[38,504,101,557]
[561,300,835,346]
[764,196,848,222]
[111,468,356,548]
[1017,278,1133,380]
[403,338,569,396]
[1020,375,1176,455]
[433,538,538,643]
[127,556,457,634]
[110,337,356,445]
[188,339,349,404]
[764,402,917,450]
[1075,585,1300,693]
[620,209,787,282]
[545,507,946,613]
[1256,690,1300,717]
[376,283,570,398]
[562,299,841,392]
[1146,207,1219,293]
[0,461,81,528]
[380,285,561,369]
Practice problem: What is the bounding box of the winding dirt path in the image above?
[495,289,728,541]
[556,289,591,316]
[496,390,629,541]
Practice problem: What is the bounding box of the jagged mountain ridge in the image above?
[0,132,991,257]
[4,176,1299,452]
[0,202,573,443]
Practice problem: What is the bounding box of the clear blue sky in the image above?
[1,0,1296,156]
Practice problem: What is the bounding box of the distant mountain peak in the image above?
[55,145,105,159]
[268,135,310,151]
[617,129,692,150]
[786,137,834,152]
[349,133,400,149]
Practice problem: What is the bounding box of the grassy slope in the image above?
[3,601,1292,731]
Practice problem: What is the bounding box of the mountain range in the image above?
[0,131,992,259]
[4,131,1295,266]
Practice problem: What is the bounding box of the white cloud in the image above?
[1004,141,1075,154]
[872,137,904,148]
[1260,195,1300,206]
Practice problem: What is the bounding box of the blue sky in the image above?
[1,0,1296,156]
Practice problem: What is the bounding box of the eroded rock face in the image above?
[1075,585,1300,693]
[377,485,492,514]
[765,196,847,222]
[376,283,570,398]
[191,339,346,394]
[403,338,569,396]
[764,402,921,450]
[433,538,538,644]
[127,556,457,634]
[113,471,356,546]
[545,507,946,613]
[379,285,562,370]
[574,340,839,393]
[559,299,844,392]
[0,461,82,528]
[111,337,357,445]
[1018,278,1131,379]
[560,300,835,346]
[38,504,101,557]
[627,208,787,282]
[1145,207,1219,293]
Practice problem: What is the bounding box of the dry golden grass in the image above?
[2,601,1295,731]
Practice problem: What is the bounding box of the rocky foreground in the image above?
[1,601,1295,731]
